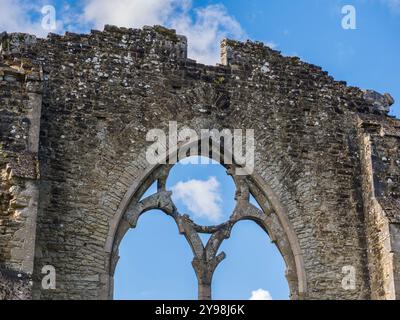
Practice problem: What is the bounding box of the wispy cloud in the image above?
[82,0,245,64]
[249,289,272,300]
[169,3,245,64]
[82,0,182,30]
[382,0,400,12]
[0,0,48,36]
[0,0,277,64]
[264,41,277,49]
[172,177,223,223]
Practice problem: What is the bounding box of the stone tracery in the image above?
[111,160,296,300]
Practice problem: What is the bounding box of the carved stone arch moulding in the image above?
[105,138,307,300]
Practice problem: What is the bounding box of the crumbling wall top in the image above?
[0,25,397,117]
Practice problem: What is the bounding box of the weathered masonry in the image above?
[0,25,399,300]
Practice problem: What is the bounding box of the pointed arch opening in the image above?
[106,138,307,300]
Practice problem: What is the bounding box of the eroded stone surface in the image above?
[0,25,399,300]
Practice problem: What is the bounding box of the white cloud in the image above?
[0,0,45,35]
[249,289,272,300]
[170,3,245,64]
[172,177,223,223]
[81,0,245,65]
[0,0,279,65]
[264,41,277,49]
[83,0,181,30]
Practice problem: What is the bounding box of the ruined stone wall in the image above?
[0,267,32,299]
[0,33,42,299]
[358,115,400,299]
[0,25,398,300]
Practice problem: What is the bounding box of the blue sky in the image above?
[1,0,398,300]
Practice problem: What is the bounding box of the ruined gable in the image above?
[0,25,399,300]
